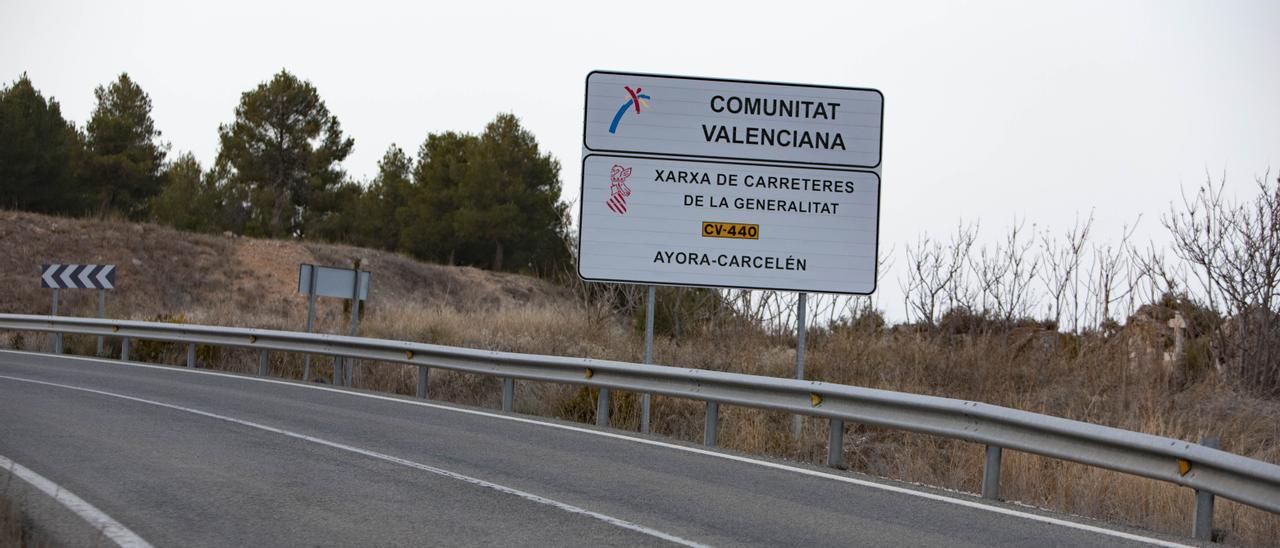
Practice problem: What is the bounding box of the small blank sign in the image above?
[298,264,370,300]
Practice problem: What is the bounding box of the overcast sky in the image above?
[3,0,1277,318]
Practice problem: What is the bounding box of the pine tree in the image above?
[400,132,475,264]
[150,152,220,232]
[398,114,569,272]
[0,74,86,213]
[84,73,167,218]
[214,70,353,238]
[353,144,414,250]
[455,113,569,272]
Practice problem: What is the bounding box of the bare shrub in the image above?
[901,221,977,325]
[1165,172,1280,394]
[1038,213,1092,330]
[970,218,1040,321]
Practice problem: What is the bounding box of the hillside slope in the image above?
[0,210,569,330]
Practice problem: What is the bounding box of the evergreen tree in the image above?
[84,73,167,218]
[150,152,220,232]
[396,115,569,272]
[352,144,413,250]
[214,70,353,238]
[0,74,86,213]
[454,113,569,272]
[399,132,475,264]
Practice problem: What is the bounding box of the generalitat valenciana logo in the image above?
[606,164,633,215]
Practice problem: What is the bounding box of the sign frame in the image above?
[297,264,371,301]
[576,153,882,295]
[582,70,885,170]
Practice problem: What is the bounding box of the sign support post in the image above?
[50,288,61,354]
[641,284,656,433]
[96,289,105,356]
[792,292,808,439]
[303,266,318,382]
[345,260,362,387]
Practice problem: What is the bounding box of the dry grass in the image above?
[0,487,51,548]
[1,210,1278,545]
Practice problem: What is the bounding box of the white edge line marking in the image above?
[0,452,153,548]
[0,374,707,548]
[4,352,1193,548]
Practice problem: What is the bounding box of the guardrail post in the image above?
[186,343,196,368]
[416,367,429,399]
[502,378,514,412]
[596,387,610,427]
[982,445,1003,500]
[120,337,130,361]
[704,401,719,447]
[258,350,268,377]
[1194,436,1220,541]
[827,419,844,468]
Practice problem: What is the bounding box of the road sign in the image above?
[578,155,880,294]
[40,264,116,289]
[584,71,883,170]
[297,264,370,301]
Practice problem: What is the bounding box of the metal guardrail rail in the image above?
[2,313,1278,539]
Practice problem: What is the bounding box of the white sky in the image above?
[3,0,1278,319]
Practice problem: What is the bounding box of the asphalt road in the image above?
[0,350,1191,547]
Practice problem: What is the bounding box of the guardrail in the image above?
[2,313,1277,541]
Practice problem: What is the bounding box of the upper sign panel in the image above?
[584,71,883,169]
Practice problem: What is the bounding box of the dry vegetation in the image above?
[0,490,51,548]
[1,209,1279,545]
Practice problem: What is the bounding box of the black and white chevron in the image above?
[40,264,116,289]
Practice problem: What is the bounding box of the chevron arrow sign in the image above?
[40,264,116,289]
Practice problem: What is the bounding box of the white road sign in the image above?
[298,264,370,300]
[584,71,883,169]
[578,154,880,294]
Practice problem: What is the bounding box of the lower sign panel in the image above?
[578,154,880,294]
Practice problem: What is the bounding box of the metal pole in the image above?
[303,265,317,382]
[186,343,196,368]
[347,266,361,387]
[50,289,61,354]
[827,419,844,468]
[982,445,1003,500]
[1194,436,1220,541]
[703,401,719,447]
[96,289,105,356]
[120,338,130,361]
[791,292,808,439]
[416,367,429,399]
[258,350,269,377]
[502,378,514,412]
[641,284,655,434]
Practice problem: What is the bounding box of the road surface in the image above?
[0,350,1191,547]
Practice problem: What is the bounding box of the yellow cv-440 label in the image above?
[702,221,759,240]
